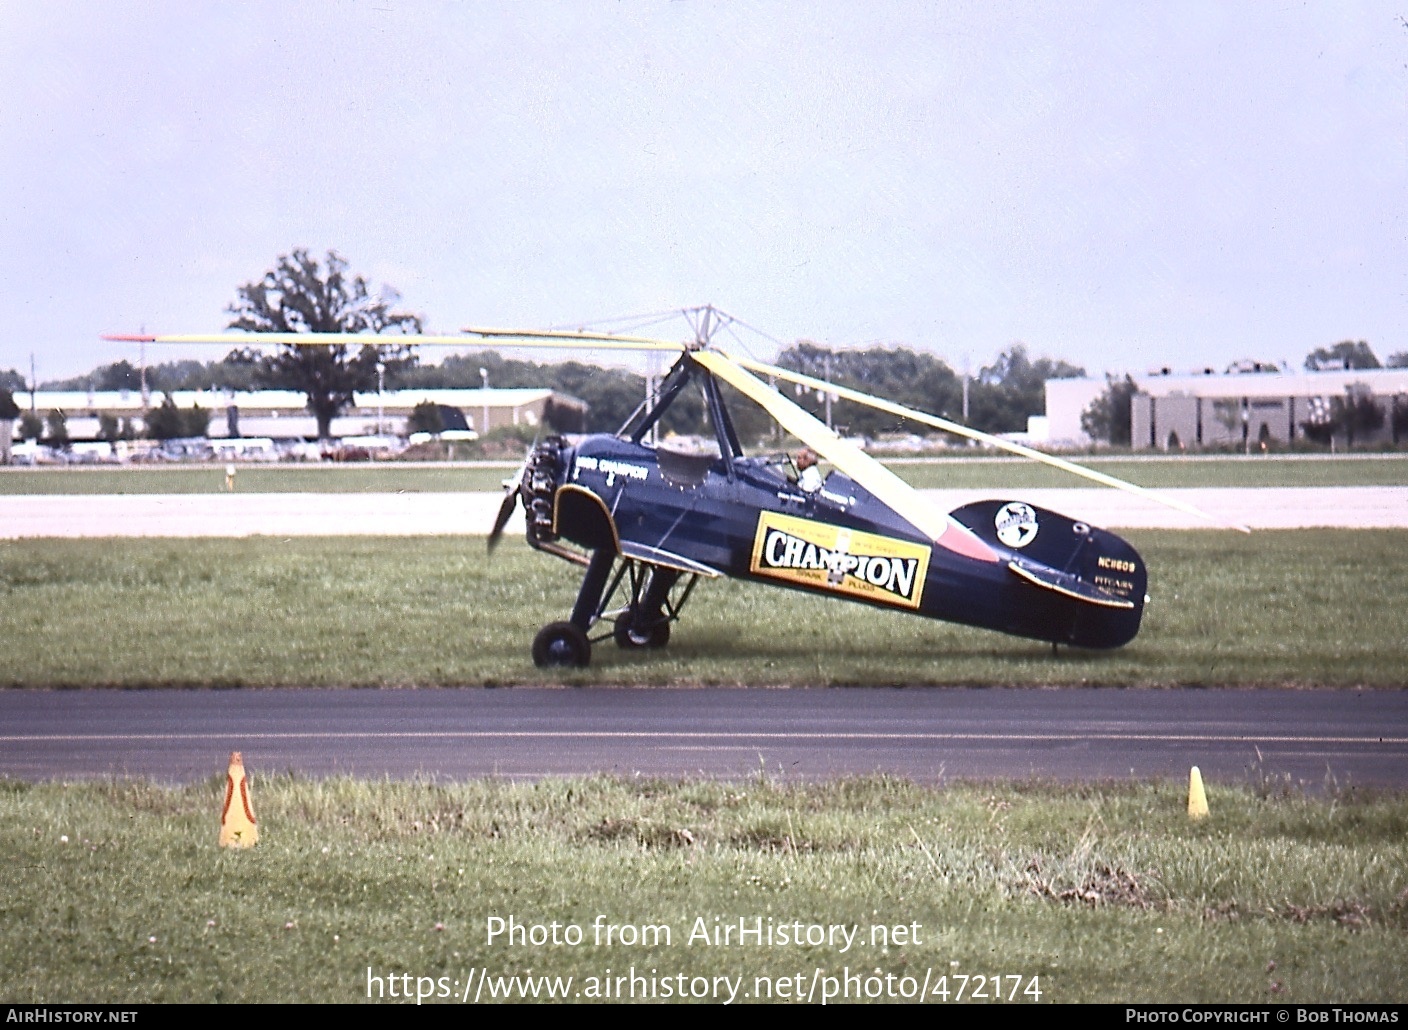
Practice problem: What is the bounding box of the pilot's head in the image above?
[797,447,818,470]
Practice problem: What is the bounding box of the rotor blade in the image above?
[101,332,475,346]
[691,350,995,561]
[730,355,1252,534]
[463,326,685,352]
[100,329,683,352]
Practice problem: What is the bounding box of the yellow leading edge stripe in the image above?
[464,326,685,351]
[101,330,683,352]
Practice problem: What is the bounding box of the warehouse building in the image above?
[1045,367,1408,449]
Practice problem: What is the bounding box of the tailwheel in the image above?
[613,613,671,650]
[532,621,592,668]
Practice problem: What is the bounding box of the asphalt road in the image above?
[2,687,1404,790]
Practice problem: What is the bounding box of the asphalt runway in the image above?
[1,486,1406,537]
[2,687,1405,789]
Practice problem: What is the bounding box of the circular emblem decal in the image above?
[995,502,1039,548]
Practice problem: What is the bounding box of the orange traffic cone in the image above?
[219,751,259,848]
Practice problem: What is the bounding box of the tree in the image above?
[406,401,445,435]
[44,359,141,392]
[405,401,471,435]
[0,389,15,465]
[226,249,421,439]
[40,357,262,393]
[1080,375,1137,445]
[0,369,25,392]
[1304,341,1380,371]
[1387,352,1408,369]
[545,360,649,434]
[18,411,43,441]
[144,395,211,440]
[97,360,142,391]
[1392,396,1408,444]
[144,398,181,440]
[1300,388,1385,447]
[44,409,69,450]
[776,341,960,438]
[1333,389,1384,447]
[393,350,636,435]
[968,344,1085,435]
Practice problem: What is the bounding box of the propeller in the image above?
[487,448,533,552]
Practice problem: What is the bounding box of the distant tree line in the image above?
[17,330,1406,449]
[16,241,1402,450]
[396,353,651,435]
[37,357,257,393]
[20,341,1088,446]
[774,341,1083,439]
[0,396,206,448]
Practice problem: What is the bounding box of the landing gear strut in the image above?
[531,549,699,668]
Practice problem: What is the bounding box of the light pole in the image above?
[962,353,970,425]
[479,367,489,438]
[376,360,385,435]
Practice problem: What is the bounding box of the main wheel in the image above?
[532,621,592,668]
[613,614,671,650]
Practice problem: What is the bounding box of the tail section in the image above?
[949,499,1147,648]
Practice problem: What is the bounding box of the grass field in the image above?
[1,530,1405,687]
[3,454,1408,494]
[4,501,1404,1005]
[0,463,510,494]
[1,776,1403,1004]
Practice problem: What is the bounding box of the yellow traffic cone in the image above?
[1188,765,1209,821]
[219,751,259,848]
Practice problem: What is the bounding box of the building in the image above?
[1046,367,1408,449]
[6,387,587,445]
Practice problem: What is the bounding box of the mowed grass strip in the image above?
[0,464,513,494]
[893,455,1408,489]
[1,776,1404,1003]
[3,455,1408,494]
[1,531,1405,686]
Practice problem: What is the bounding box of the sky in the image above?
[1,1,1404,383]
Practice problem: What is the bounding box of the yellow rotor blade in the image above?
[463,326,685,352]
[731,354,1251,533]
[691,350,956,544]
[103,332,473,346]
[102,329,683,352]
